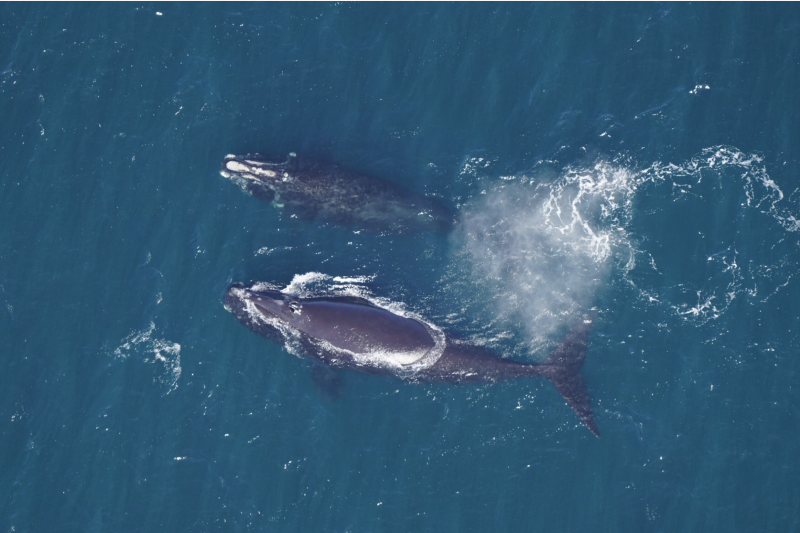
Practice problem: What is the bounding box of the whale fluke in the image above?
[539,315,600,438]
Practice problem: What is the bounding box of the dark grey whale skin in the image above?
[220,153,455,234]
[224,282,600,438]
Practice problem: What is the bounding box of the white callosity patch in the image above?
[224,161,251,174]
[224,160,276,178]
[220,160,277,183]
[111,322,182,393]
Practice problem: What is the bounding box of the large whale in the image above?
[220,153,455,233]
[224,281,600,437]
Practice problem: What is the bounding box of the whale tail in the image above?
[539,314,600,438]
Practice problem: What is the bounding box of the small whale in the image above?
[224,281,600,438]
[220,153,455,233]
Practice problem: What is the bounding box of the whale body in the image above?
[220,153,455,233]
[224,281,600,438]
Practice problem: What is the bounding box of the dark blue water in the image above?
[2,3,799,531]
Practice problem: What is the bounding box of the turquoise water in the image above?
[2,3,800,531]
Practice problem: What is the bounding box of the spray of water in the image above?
[449,146,798,355]
[453,160,636,354]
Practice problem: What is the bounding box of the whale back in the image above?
[289,297,436,363]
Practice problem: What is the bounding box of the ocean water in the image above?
[2,3,799,531]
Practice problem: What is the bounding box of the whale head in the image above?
[220,153,297,186]
[247,288,304,325]
[224,282,303,345]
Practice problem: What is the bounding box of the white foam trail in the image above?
[111,322,182,393]
[632,147,797,323]
[254,245,293,257]
[282,271,379,301]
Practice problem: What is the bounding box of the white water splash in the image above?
[111,322,182,393]
[281,271,377,299]
[630,147,797,323]
[254,245,293,257]
[453,145,798,347]
[454,159,635,352]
